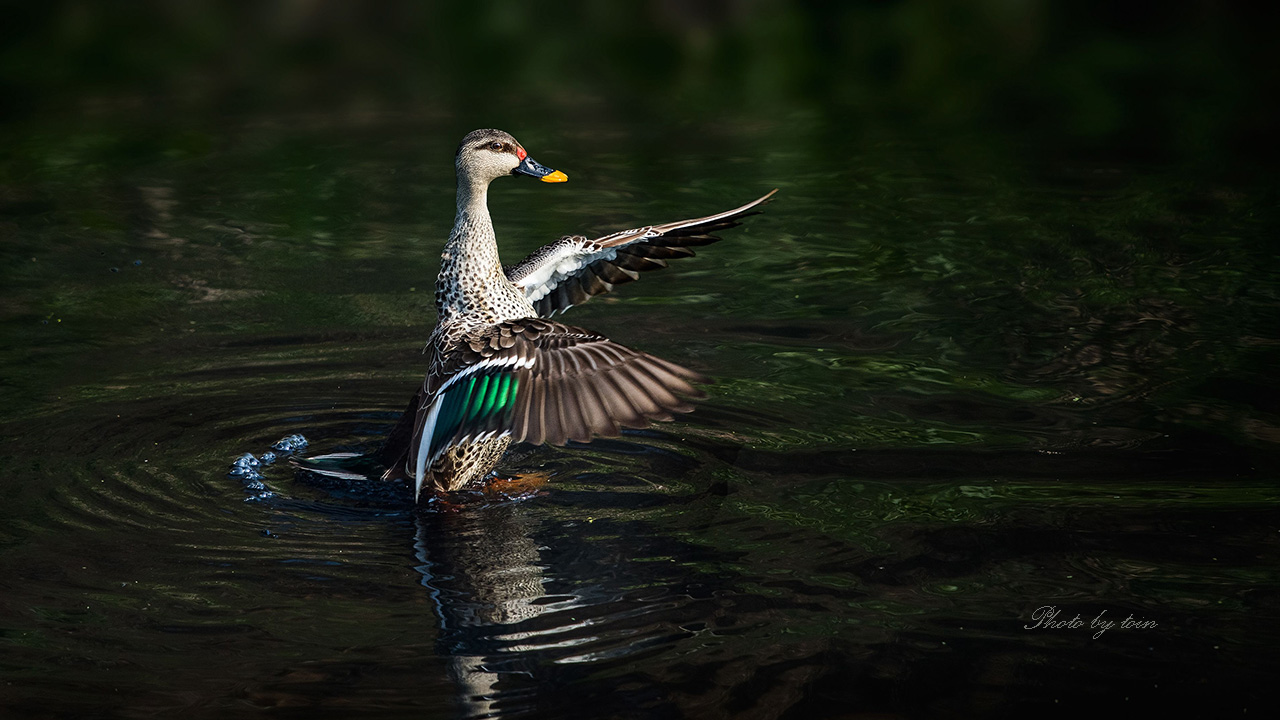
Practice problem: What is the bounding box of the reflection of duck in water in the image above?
[378,129,776,499]
[413,503,546,715]
[411,477,735,718]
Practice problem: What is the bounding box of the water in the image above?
[2,71,1279,720]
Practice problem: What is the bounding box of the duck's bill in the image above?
[514,157,568,183]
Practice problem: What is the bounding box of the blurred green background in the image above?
[2,0,1276,169]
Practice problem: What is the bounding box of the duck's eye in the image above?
[490,142,504,152]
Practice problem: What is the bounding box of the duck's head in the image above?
[455,129,568,187]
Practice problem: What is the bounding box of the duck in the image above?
[377,128,776,500]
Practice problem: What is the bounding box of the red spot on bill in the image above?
[517,147,527,160]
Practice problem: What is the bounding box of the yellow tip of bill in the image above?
[540,170,568,183]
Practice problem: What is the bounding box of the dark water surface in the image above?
[2,104,1279,717]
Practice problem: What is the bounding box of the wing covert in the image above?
[506,189,778,316]
[408,319,706,497]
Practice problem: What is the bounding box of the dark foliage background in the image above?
[3,0,1276,169]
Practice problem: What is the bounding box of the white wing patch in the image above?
[518,243,616,303]
[510,226,665,304]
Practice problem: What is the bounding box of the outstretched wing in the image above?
[506,189,778,317]
[408,319,705,497]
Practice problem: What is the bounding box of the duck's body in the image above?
[382,129,775,499]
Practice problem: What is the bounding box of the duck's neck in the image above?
[435,177,531,325]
